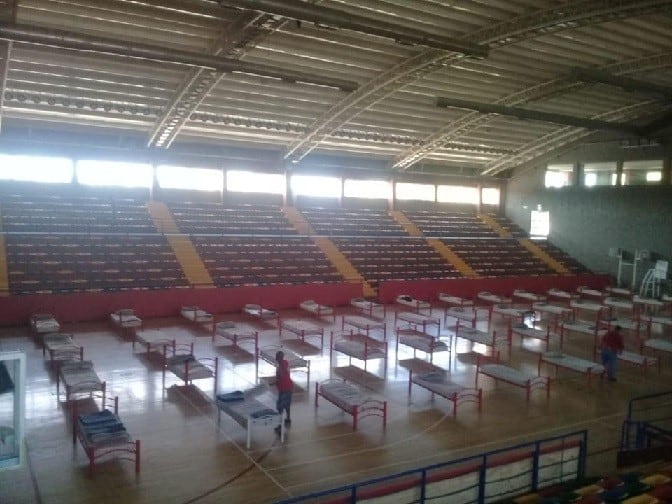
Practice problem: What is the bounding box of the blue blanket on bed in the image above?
[78,409,116,425]
[217,391,245,402]
[250,408,277,419]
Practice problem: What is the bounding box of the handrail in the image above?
[620,390,672,451]
[275,430,587,504]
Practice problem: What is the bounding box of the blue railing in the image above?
[620,390,672,451]
[275,430,588,504]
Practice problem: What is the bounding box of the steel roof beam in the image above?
[570,67,672,101]
[0,23,358,92]
[0,40,10,133]
[147,11,273,148]
[393,52,672,171]
[218,0,488,58]
[435,96,642,136]
[481,101,661,176]
[283,0,671,164]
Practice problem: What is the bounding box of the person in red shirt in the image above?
[274,350,293,434]
[600,325,624,381]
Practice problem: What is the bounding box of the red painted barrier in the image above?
[0,282,363,326]
[378,273,611,304]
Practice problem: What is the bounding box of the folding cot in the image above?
[43,333,83,370]
[342,315,386,341]
[408,370,482,416]
[30,313,60,336]
[57,360,106,404]
[72,396,140,478]
[257,345,310,389]
[396,294,432,314]
[351,297,386,318]
[162,342,219,390]
[454,321,511,356]
[394,311,441,337]
[509,322,559,352]
[243,303,279,325]
[180,306,214,330]
[330,330,388,379]
[538,351,605,385]
[299,300,335,322]
[315,379,387,431]
[109,309,143,338]
[476,353,551,401]
[280,319,325,352]
[216,389,284,449]
[437,293,473,307]
[396,327,449,365]
[133,329,176,356]
[212,321,259,357]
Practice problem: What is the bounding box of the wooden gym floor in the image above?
[0,302,670,504]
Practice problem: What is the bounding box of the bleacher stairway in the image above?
[479,213,570,274]
[283,206,376,298]
[146,201,215,288]
[518,238,570,274]
[390,210,478,277]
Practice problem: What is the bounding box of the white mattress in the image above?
[398,333,448,354]
[456,326,505,347]
[513,289,546,302]
[32,315,60,333]
[618,350,656,366]
[600,317,640,331]
[343,315,385,330]
[217,396,280,428]
[351,298,382,309]
[492,305,529,317]
[282,319,322,335]
[214,322,257,340]
[643,338,672,353]
[396,312,440,326]
[135,330,175,349]
[59,361,103,392]
[577,286,603,298]
[438,294,473,306]
[632,295,665,307]
[396,295,430,308]
[445,307,476,322]
[547,288,576,299]
[334,339,386,361]
[532,302,573,315]
[477,292,511,304]
[319,381,366,409]
[259,346,307,368]
[110,310,142,328]
[604,297,634,310]
[300,300,332,315]
[542,352,604,375]
[181,306,213,322]
[243,304,277,318]
[44,333,77,351]
[647,315,672,326]
[44,334,81,360]
[411,372,468,397]
[479,364,535,387]
[510,324,551,340]
[560,321,606,336]
[166,355,214,381]
[569,299,604,312]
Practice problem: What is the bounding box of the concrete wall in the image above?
[506,165,672,289]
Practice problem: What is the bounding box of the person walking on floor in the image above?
[600,325,624,382]
[274,350,293,435]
